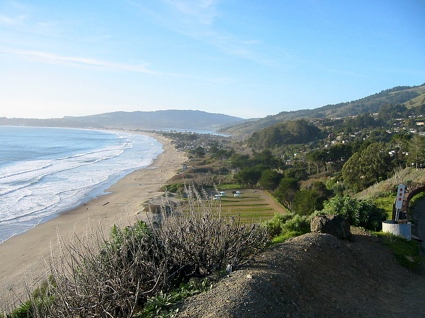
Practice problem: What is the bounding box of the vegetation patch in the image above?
[5,186,267,317]
[314,195,387,231]
[137,277,216,318]
[264,213,310,243]
[211,189,285,222]
[373,196,396,220]
[376,232,423,271]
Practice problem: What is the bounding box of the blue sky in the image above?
[1,0,424,119]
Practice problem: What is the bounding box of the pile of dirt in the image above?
[176,228,425,318]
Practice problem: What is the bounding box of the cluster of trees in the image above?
[233,133,425,202]
[341,142,393,192]
[247,119,324,149]
[228,101,425,218]
[230,149,331,215]
[167,100,425,222]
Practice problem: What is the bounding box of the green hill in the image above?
[220,83,425,138]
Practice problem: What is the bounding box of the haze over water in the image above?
[0,126,163,243]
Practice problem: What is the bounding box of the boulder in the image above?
[310,215,353,240]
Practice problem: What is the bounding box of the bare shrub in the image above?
[19,185,267,317]
[42,222,167,317]
[153,185,268,278]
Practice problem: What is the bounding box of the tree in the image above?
[247,119,323,149]
[341,152,362,191]
[407,135,425,168]
[273,178,299,210]
[210,145,234,160]
[192,146,205,158]
[234,166,263,188]
[229,153,250,169]
[306,149,327,174]
[293,190,322,215]
[327,143,353,170]
[259,169,283,191]
[378,103,408,122]
[343,113,380,131]
[342,142,393,192]
[308,180,331,199]
[252,149,281,168]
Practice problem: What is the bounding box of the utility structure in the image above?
[393,184,407,222]
[383,184,412,240]
[391,183,425,222]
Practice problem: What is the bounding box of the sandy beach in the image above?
[0,133,187,308]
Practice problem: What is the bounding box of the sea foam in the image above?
[0,127,163,243]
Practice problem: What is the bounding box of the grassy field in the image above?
[211,189,287,223]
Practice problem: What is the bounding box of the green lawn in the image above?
[211,189,284,222]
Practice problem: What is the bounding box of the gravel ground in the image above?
[175,228,425,318]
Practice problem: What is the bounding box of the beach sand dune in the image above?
[0,133,187,308]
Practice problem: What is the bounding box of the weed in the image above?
[376,232,423,271]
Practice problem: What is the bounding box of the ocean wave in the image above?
[0,128,163,243]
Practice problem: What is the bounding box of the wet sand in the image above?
[0,133,187,307]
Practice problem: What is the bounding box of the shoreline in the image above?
[0,132,187,307]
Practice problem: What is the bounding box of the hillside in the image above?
[355,167,425,201]
[176,229,425,318]
[0,110,244,131]
[2,84,424,136]
[220,83,425,138]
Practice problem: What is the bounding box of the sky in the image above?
[1,0,424,119]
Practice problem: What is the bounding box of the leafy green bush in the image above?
[264,213,310,243]
[264,213,293,237]
[137,278,214,318]
[161,183,183,193]
[271,231,299,244]
[8,301,32,318]
[3,278,55,318]
[317,195,387,231]
[282,214,310,234]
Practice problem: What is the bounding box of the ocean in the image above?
[0,126,163,243]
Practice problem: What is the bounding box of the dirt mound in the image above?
[176,229,425,318]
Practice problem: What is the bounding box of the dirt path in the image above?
[255,189,289,214]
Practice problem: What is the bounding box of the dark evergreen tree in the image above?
[259,169,283,191]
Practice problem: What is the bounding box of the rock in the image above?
[310,215,353,240]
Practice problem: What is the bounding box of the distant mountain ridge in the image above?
[219,83,425,137]
[0,110,245,132]
[2,84,424,135]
